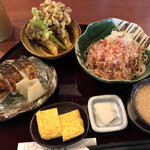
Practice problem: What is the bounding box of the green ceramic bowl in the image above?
[75,18,150,83]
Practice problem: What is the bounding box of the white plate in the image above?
[88,95,128,132]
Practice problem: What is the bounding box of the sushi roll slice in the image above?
[12,56,39,79]
[0,63,23,95]
[0,74,10,103]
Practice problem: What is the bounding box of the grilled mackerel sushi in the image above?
[12,56,39,79]
[0,64,23,95]
[0,74,10,102]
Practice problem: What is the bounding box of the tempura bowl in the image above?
[20,19,81,60]
[127,78,150,133]
[75,18,150,83]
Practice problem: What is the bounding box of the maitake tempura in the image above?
[25,0,72,55]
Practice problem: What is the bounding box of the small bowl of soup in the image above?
[127,78,150,133]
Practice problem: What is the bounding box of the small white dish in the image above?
[88,95,128,133]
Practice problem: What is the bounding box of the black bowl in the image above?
[30,102,89,148]
[127,78,150,133]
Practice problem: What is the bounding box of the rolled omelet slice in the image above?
[59,109,85,142]
[36,108,62,140]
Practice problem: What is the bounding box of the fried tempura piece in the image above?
[38,40,58,55]
[25,0,72,55]
[58,29,72,50]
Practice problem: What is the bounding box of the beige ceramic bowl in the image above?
[20,19,81,60]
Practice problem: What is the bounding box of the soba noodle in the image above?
[84,31,148,80]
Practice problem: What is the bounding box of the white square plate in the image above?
[88,95,128,132]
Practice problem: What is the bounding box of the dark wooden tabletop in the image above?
[0,0,150,150]
[1,0,150,59]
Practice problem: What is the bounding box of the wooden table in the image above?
[0,0,150,150]
[1,0,150,59]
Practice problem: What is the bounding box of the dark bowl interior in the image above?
[128,78,150,133]
[30,102,89,148]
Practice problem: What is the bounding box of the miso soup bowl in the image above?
[127,78,150,133]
